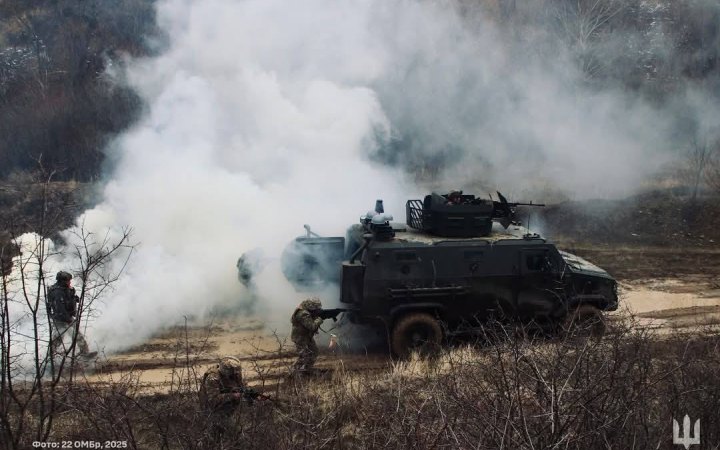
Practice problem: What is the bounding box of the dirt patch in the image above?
[638,305,720,319]
[118,340,219,356]
[85,320,301,392]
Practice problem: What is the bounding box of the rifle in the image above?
[312,308,351,321]
[230,386,277,405]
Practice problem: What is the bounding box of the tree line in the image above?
[0,0,158,181]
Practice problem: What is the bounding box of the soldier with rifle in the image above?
[46,271,96,359]
[199,356,275,437]
[290,297,349,375]
[290,297,324,375]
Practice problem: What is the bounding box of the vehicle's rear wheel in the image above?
[391,312,443,358]
[562,305,606,338]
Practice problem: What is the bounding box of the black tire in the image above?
[562,305,606,338]
[391,312,443,358]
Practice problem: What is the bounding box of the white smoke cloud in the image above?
[363,1,680,199]
[81,0,413,351]
[8,0,708,357]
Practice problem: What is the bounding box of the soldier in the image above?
[290,297,324,374]
[46,271,94,358]
[446,190,464,205]
[199,356,249,438]
[236,248,267,314]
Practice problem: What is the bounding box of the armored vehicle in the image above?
[242,192,619,357]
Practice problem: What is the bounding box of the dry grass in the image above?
[6,318,718,449]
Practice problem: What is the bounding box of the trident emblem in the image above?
[673,415,700,449]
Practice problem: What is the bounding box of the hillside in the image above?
[1,0,719,184]
[540,190,720,246]
[0,0,158,180]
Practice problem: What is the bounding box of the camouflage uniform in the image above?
[290,297,324,373]
[47,271,91,357]
[199,357,246,437]
[236,248,266,314]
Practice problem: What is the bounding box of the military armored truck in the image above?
[241,192,619,357]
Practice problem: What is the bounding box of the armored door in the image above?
[515,248,563,321]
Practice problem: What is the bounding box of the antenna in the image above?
[523,209,535,239]
[303,224,320,238]
[523,209,543,239]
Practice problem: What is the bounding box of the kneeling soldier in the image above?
[200,356,253,438]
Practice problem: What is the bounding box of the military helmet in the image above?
[218,356,242,378]
[56,271,72,282]
[300,297,322,311]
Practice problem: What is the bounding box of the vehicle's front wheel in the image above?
[391,312,443,358]
[562,305,606,338]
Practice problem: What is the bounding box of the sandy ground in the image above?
[84,317,392,394]
[620,279,720,330]
[81,245,720,394]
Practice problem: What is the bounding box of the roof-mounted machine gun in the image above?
[492,191,545,229]
[406,190,544,237]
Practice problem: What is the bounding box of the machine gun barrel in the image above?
[491,192,546,229]
[506,201,545,207]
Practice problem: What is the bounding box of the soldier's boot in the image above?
[290,359,307,375]
[75,334,97,359]
[305,346,318,372]
[291,357,316,376]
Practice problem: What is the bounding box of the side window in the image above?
[525,252,551,272]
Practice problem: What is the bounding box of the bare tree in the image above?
[704,140,720,196]
[0,168,134,450]
[682,135,713,204]
[550,0,625,78]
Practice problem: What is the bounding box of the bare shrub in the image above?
[682,136,714,204]
[0,168,135,449]
[5,314,720,449]
[705,142,720,196]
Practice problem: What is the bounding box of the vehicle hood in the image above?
[559,250,614,280]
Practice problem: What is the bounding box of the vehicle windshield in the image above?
[558,250,607,274]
